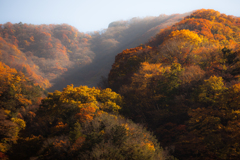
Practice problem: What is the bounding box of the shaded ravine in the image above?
[47,13,191,92]
[47,49,116,92]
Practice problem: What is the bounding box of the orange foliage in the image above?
[0,61,17,95]
[42,32,51,37]
[29,36,34,42]
[108,8,240,160]
[214,34,226,41]
[148,9,240,49]
[46,42,53,48]
[52,139,68,150]
[75,105,96,122]
[0,22,92,89]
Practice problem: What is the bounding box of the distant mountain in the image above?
[0,23,93,88]
[2,9,240,160]
[48,12,190,91]
[1,12,190,91]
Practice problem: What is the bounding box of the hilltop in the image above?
[108,9,240,159]
[1,9,240,160]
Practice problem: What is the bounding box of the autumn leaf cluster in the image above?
[108,9,240,159]
[6,85,173,160]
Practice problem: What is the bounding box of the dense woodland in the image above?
[1,9,240,159]
[0,12,188,90]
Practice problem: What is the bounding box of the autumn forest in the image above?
[1,9,240,159]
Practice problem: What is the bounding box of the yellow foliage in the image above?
[0,62,18,94]
[101,101,121,113]
[140,139,155,152]
[15,94,32,105]
[0,143,8,153]
[232,110,240,114]
[160,29,202,64]
[4,110,11,115]
[121,123,129,131]
[11,117,26,130]
[131,62,167,90]
[100,130,105,135]
[59,84,99,104]
[168,29,202,45]
[203,76,226,91]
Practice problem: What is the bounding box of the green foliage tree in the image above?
[157,63,184,104]
[198,75,226,105]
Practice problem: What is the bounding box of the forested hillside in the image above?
[1,8,240,160]
[0,67,174,159]
[49,12,190,91]
[0,56,174,159]
[109,9,240,159]
[0,12,189,160]
[0,12,189,91]
[0,61,46,159]
[0,23,93,88]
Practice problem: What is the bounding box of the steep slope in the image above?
[1,12,189,91]
[0,63,174,159]
[48,12,190,91]
[0,37,51,88]
[109,9,240,92]
[0,23,93,88]
[108,9,240,159]
[0,62,45,156]
[6,85,175,160]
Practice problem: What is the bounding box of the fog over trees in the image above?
[0,12,190,91]
[2,9,240,160]
[47,13,190,91]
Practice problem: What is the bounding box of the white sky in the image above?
[0,0,240,33]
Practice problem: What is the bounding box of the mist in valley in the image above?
[48,12,190,91]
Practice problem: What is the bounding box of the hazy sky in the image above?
[1,0,240,32]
